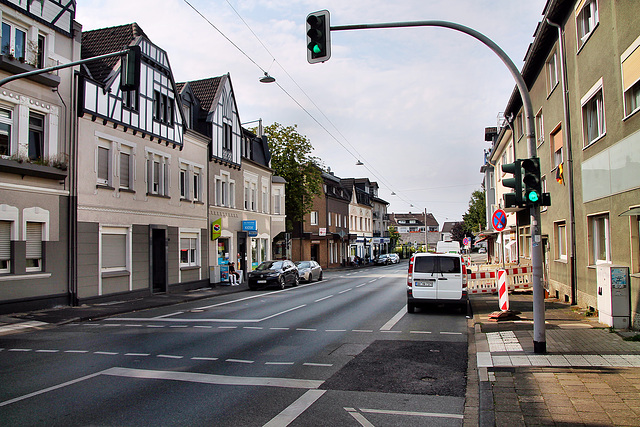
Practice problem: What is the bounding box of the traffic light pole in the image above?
[331,19,546,353]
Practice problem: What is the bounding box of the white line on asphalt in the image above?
[359,408,464,420]
[314,295,334,302]
[94,351,118,355]
[169,325,189,328]
[0,369,110,407]
[338,288,352,294]
[380,306,406,331]
[8,348,32,352]
[154,311,184,319]
[243,326,263,330]
[380,331,402,333]
[124,324,143,327]
[191,357,218,361]
[296,328,317,332]
[125,353,150,357]
[352,330,373,333]
[270,327,289,330]
[440,332,463,335]
[195,282,316,310]
[303,363,332,367]
[193,326,212,329]
[103,324,122,327]
[259,305,307,322]
[410,331,432,334]
[226,358,254,364]
[368,279,377,283]
[157,354,183,359]
[263,389,326,427]
[64,350,88,353]
[218,326,237,329]
[265,362,295,365]
[35,349,59,353]
[146,325,165,328]
[345,408,375,427]
[326,330,347,332]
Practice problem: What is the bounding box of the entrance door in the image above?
[237,232,247,280]
[151,228,167,293]
[311,244,319,261]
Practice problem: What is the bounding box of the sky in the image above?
[76,0,548,227]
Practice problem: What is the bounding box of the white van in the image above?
[406,252,468,313]
[436,240,461,254]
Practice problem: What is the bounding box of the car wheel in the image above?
[407,302,415,313]
[293,275,299,287]
[278,276,285,290]
[317,272,323,281]
[249,285,257,291]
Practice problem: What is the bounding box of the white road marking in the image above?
[124,324,143,327]
[146,325,164,328]
[410,331,432,334]
[303,363,332,367]
[380,331,402,333]
[191,357,218,361]
[270,327,289,331]
[35,349,59,353]
[380,306,406,331]
[359,407,464,420]
[263,389,326,427]
[103,367,324,389]
[441,332,463,335]
[314,295,334,302]
[296,328,317,332]
[243,326,263,330]
[196,282,316,310]
[226,358,254,364]
[352,330,373,333]
[94,351,118,356]
[338,288,352,294]
[125,353,150,357]
[326,329,347,332]
[265,362,295,365]
[169,325,189,328]
[154,311,184,319]
[356,283,367,288]
[193,325,212,329]
[157,354,183,359]
[345,408,375,427]
[9,348,32,352]
[219,326,237,329]
[64,350,88,353]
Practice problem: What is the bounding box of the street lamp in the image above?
[259,72,275,83]
[355,160,364,165]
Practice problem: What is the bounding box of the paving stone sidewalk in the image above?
[469,292,640,426]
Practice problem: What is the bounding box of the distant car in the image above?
[374,254,391,265]
[388,253,400,264]
[247,260,299,290]
[478,247,487,254]
[295,260,323,282]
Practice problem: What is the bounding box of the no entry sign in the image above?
[492,209,507,232]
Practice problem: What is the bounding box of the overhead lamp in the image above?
[260,72,275,83]
[391,192,396,196]
[355,160,364,166]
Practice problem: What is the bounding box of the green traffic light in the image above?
[528,191,539,203]
[313,44,321,54]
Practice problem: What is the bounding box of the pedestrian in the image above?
[229,262,239,285]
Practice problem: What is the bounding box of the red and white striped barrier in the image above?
[497,269,509,310]
[467,265,532,294]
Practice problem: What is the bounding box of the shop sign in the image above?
[242,220,257,231]
[319,228,326,236]
[211,218,222,240]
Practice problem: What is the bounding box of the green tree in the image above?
[462,187,486,235]
[388,226,401,251]
[261,123,323,231]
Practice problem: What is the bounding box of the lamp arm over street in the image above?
[328,18,545,352]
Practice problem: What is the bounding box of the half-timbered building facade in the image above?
[75,23,208,302]
[0,0,79,313]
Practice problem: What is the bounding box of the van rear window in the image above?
[413,256,460,274]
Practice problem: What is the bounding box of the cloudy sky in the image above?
[76,0,547,226]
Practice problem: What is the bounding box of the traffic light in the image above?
[120,45,141,92]
[521,157,551,206]
[501,159,523,208]
[306,10,331,64]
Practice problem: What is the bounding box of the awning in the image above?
[619,207,640,216]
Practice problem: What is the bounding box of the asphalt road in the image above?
[0,262,469,426]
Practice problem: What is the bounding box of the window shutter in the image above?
[120,152,130,188]
[102,233,126,269]
[622,46,640,92]
[0,221,11,261]
[25,222,42,259]
[147,158,153,193]
[98,147,109,182]
[163,162,170,195]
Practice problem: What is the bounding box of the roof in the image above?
[81,23,146,83]
[178,76,224,114]
[388,212,439,227]
[441,221,462,233]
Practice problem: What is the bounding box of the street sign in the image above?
[492,209,507,232]
[463,237,470,246]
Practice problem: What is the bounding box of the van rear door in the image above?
[411,255,438,300]
[436,254,463,300]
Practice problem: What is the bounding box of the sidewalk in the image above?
[468,292,640,427]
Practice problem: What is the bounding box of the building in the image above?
[482,0,640,327]
[75,23,208,302]
[178,75,285,282]
[0,0,79,313]
[388,212,440,251]
[342,178,374,261]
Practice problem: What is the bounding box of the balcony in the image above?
[0,55,60,87]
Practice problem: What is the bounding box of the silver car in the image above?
[295,260,323,282]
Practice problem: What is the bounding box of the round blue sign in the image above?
[492,209,507,232]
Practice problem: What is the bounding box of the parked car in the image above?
[374,254,391,265]
[406,252,468,313]
[247,260,299,290]
[478,247,487,254]
[388,253,400,264]
[295,260,323,282]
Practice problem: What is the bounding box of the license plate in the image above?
[258,280,267,284]
[414,280,435,287]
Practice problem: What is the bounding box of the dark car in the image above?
[374,254,391,265]
[295,260,323,282]
[247,260,299,290]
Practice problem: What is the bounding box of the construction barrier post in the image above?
[497,269,509,311]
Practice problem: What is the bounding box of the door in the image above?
[436,255,463,300]
[237,232,247,280]
[151,228,167,293]
[311,244,319,261]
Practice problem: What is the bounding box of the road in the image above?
[0,262,469,426]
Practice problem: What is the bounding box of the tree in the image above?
[462,187,486,235]
[261,123,323,231]
[451,222,467,243]
[388,226,401,251]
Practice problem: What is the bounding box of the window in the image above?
[123,89,139,111]
[1,21,27,61]
[179,168,187,199]
[119,152,131,190]
[0,107,12,156]
[101,227,129,272]
[588,214,610,264]
[551,125,563,169]
[622,39,640,118]
[25,222,43,272]
[146,152,170,196]
[515,113,524,140]
[546,49,559,93]
[310,211,318,225]
[182,103,191,128]
[274,189,281,214]
[519,226,531,259]
[535,109,544,146]
[36,34,45,68]
[28,112,45,160]
[576,0,598,50]
[180,232,199,267]
[0,220,11,273]
[582,83,605,147]
[97,146,110,185]
[193,169,201,202]
[262,185,268,213]
[153,90,173,125]
[555,221,567,260]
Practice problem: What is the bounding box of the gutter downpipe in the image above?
[547,18,577,305]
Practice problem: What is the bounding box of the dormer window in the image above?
[153,90,174,125]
